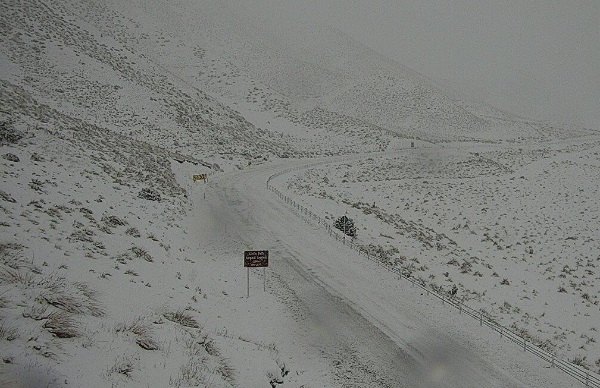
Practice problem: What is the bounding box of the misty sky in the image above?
[236,0,600,130]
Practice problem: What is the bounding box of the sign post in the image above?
[244,250,269,297]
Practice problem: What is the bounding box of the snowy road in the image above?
[202,155,580,388]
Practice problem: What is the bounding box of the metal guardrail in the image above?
[266,166,600,388]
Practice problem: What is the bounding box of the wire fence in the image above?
[266,166,600,388]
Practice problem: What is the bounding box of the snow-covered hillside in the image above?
[284,139,600,368]
[1,0,598,386]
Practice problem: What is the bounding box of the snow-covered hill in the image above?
[284,139,600,369]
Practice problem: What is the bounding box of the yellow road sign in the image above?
[193,174,207,182]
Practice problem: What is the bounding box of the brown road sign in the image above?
[244,250,269,267]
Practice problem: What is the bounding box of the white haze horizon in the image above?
[233,0,600,130]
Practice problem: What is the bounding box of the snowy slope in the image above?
[284,139,600,371]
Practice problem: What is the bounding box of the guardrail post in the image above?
[523,338,526,351]
[585,371,589,387]
[550,354,555,368]
[480,310,483,326]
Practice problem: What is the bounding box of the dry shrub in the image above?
[0,119,23,144]
[163,310,201,329]
[571,355,591,370]
[125,227,141,238]
[102,215,128,228]
[130,247,153,262]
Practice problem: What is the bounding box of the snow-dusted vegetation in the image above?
[285,141,600,368]
[1,0,598,386]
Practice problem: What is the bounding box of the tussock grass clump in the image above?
[138,188,161,202]
[0,266,34,284]
[200,335,220,357]
[0,242,25,266]
[109,356,136,378]
[68,229,96,243]
[28,179,46,193]
[135,334,159,351]
[171,360,205,387]
[39,281,104,317]
[125,227,141,238]
[171,330,235,387]
[0,119,23,144]
[124,268,138,276]
[102,215,128,228]
[163,310,201,329]
[0,189,17,203]
[0,294,7,309]
[1,264,104,318]
[130,247,153,262]
[115,318,159,351]
[43,311,80,338]
[0,321,18,341]
[218,362,236,385]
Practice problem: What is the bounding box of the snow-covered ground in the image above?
[1,0,598,386]
[283,139,600,369]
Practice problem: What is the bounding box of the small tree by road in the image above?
[334,215,356,237]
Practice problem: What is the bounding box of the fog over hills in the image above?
[2,0,595,158]
[231,0,600,131]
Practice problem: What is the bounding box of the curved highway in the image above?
[198,154,579,388]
